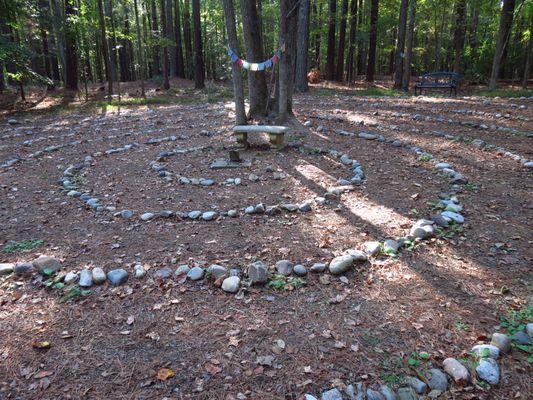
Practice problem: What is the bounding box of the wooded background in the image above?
[0,0,531,99]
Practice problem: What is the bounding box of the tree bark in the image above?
[489,0,515,90]
[97,0,113,95]
[51,0,66,84]
[295,0,310,92]
[64,0,78,90]
[279,0,299,123]
[174,0,185,77]
[522,19,532,89]
[402,0,416,91]
[366,0,379,82]
[160,0,170,89]
[393,0,408,89]
[335,0,349,81]
[166,0,176,77]
[356,0,364,75]
[192,0,204,88]
[313,2,321,70]
[223,0,246,125]
[183,0,193,78]
[240,0,268,119]
[346,0,358,82]
[108,0,121,98]
[325,0,336,80]
[151,0,161,75]
[133,0,146,96]
[452,0,466,73]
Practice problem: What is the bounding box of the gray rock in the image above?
[364,241,381,256]
[244,206,255,214]
[345,384,356,400]
[154,267,173,280]
[441,211,464,223]
[358,132,378,140]
[443,357,470,385]
[92,267,107,284]
[366,388,385,400]
[340,154,353,165]
[134,264,146,278]
[199,178,214,186]
[159,210,174,218]
[380,385,398,400]
[397,387,418,400]
[0,263,14,275]
[304,395,318,400]
[64,271,78,284]
[299,202,312,212]
[140,212,155,221]
[523,161,533,168]
[310,263,326,273]
[435,162,452,170]
[14,262,35,275]
[406,376,427,394]
[410,224,435,240]
[345,249,368,262]
[188,210,202,219]
[228,209,238,218]
[187,266,204,280]
[431,215,449,227]
[254,203,265,213]
[427,368,448,391]
[293,264,308,276]
[248,261,269,284]
[321,388,343,400]
[328,255,354,274]
[476,358,500,385]
[209,264,228,280]
[107,269,129,286]
[471,344,500,359]
[491,333,511,353]
[512,331,531,345]
[221,276,240,293]
[79,269,93,287]
[527,323,533,337]
[175,265,190,275]
[383,239,400,254]
[33,256,61,274]
[202,211,217,221]
[265,205,282,215]
[275,260,294,276]
[281,203,299,212]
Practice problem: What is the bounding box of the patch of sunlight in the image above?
[345,111,380,125]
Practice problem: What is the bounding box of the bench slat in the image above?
[233,125,290,135]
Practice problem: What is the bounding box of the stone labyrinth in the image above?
[1,93,532,399]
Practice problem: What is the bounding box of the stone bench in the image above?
[232,125,290,149]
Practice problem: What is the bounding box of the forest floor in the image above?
[0,79,532,400]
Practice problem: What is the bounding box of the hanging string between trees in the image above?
[226,44,286,71]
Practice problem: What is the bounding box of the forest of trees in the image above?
[0,0,531,103]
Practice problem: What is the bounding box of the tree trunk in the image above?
[108,0,121,98]
[335,0,349,81]
[133,0,146,96]
[151,0,161,75]
[174,0,185,77]
[295,0,310,92]
[64,0,78,90]
[313,2,321,70]
[223,0,246,125]
[166,0,177,77]
[393,0,408,89]
[51,0,66,84]
[192,0,204,88]
[279,0,298,123]
[452,0,466,73]
[183,0,193,78]
[402,0,416,91]
[98,0,112,95]
[489,0,515,90]
[356,0,364,75]
[325,0,336,80]
[522,19,532,89]
[366,0,379,82]
[469,8,479,66]
[38,0,54,88]
[240,0,268,119]
[160,0,170,89]
[346,0,358,83]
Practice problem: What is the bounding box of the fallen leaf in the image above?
[126,316,135,325]
[156,368,175,381]
[32,341,51,350]
[34,370,54,379]
[204,362,222,374]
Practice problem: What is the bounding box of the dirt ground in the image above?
[0,80,532,399]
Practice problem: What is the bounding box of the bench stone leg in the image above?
[269,133,284,150]
[235,132,249,148]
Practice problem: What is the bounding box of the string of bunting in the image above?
[227,44,285,71]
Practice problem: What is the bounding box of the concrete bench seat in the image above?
[232,125,290,149]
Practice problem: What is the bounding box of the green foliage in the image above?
[406,351,430,368]
[267,274,306,290]
[476,89,533,98]
[500,306,533,336]
[3,239,44,254]
[59,286,92,303]
[455,320,470,332]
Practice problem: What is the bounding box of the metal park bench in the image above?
[232,125,290,150]
[414,72,460,96]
